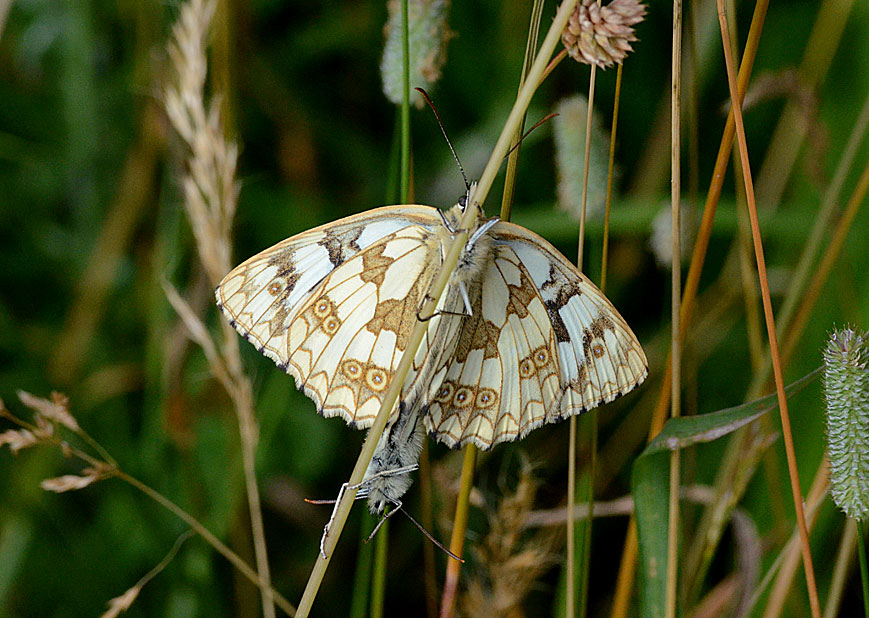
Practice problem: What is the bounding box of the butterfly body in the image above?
[216,199,647,514]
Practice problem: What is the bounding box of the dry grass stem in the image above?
[1,391,297,616]
[99,531,196,618]
[667,0,684,616]
[717,3,821,615]
[163,1,274,617]
[611,2,769,612]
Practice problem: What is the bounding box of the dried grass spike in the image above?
[0,429,38,454]
[562,0,646,68]
[461,465,559,617]
[41,465,110,493]
[18,390,80,432]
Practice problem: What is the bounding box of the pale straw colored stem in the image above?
[667,0,683,616]
[717,3,821,616]
[296,2,582,614]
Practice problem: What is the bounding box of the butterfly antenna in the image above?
[397,505,465,563]
[415,87,471,193]
[503,112,559,160]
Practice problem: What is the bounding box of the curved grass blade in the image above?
[632,366,820,617]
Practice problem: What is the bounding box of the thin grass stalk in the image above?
[781,159,869,367]
[599,63,623,294]
[367,0,413,607]
[419,444,439,618]
[685,0,700,210]
[724,0,763,376]
[602,66,633,618]
[442,5,546,614]
[499,0,544,222]
[823,519,858,618]
[349,520,374,618]
[610,1,768,610]
[440,446,477,617]
[754,0,856,208]
[567,60,598,618]
[667,0,683,615]
[734,186,765,371]
[760,458,828,618]
[0,403,297,616]
[297,4,582,612]
[609,520,638,618]
[858,522,869,618]
[740,471,827,617]
[567,416,578,618]
[579,414,596,618]
[540,49,569,88]
[230,378,276,618]
[774,93,869,340]
[371,521,389,618]
[210,0,234,133]
[114,470,297,616]
[717,4,821,616]
[400,0,410,204]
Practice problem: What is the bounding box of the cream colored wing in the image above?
[216,206,446,426]
[424,221,647,450]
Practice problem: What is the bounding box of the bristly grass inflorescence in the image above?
[824,326,869,520]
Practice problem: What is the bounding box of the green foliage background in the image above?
[1,0,868,616]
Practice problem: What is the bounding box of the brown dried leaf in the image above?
[0,429,38,453]
[18,390,80,432]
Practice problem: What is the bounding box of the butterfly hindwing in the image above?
[424,221,647,450]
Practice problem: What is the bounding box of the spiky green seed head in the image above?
[823,327,869,520]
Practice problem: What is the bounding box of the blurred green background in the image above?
[1,0,868,616]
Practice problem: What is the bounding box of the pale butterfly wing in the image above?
[424,221,648,450]
[217,206,454,426]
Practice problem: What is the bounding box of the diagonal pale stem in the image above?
[295,2,582,614]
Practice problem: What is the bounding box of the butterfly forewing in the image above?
[285,224,448,426]
[216,206,449,422]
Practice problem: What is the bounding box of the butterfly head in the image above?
[457,180,478,215]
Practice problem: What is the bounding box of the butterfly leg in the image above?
[436,208,456,234]
[318,464,420,559]
[458,280,473,316]
[365,498,403,543]
[464,216,500,251]
[416,292,472,322]
[319,479,369,559]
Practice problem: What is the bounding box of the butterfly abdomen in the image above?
[363,400,426,514]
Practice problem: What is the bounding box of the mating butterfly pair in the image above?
[216,193,647,514]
